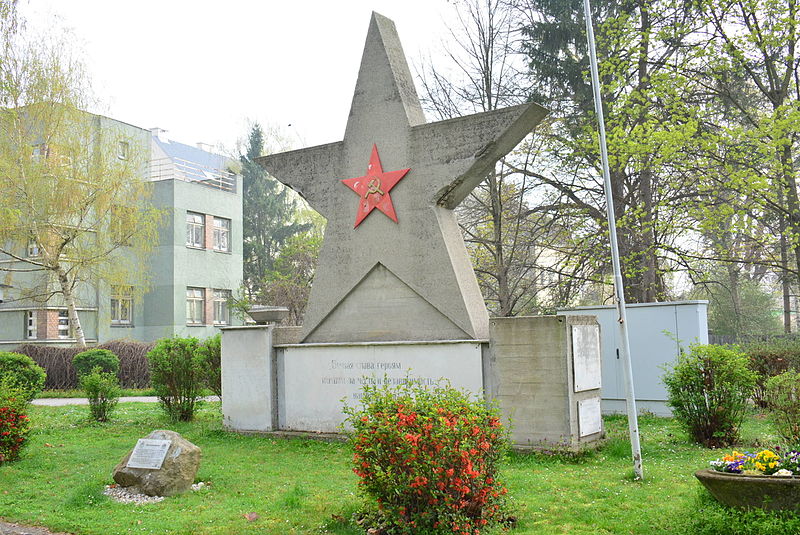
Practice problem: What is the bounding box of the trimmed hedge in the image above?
[15,340,154,390]
[742,338,800,407]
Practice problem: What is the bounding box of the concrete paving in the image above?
[0,520,70,535]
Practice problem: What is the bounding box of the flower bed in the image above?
[695,449,800,511]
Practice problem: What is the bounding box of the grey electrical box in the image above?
[558,301,708,416]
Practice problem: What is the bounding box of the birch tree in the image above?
[0,13,161,346]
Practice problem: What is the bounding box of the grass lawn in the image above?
[0,402,796,535]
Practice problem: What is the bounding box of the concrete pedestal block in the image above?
[221,325,275,432]
[486,315,603,451]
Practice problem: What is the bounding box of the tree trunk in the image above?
[56,265,86,347]
[726,263,743,336]
[488,171,512,316]
[780,206,792,333]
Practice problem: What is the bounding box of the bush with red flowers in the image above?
[0,402,30,464]
[343,379,511,535]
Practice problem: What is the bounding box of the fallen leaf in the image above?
[331,514,345,523]
[137,520,142,525]
[44,443,53,448]
[243,512,259,522]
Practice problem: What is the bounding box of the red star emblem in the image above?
[341,144,410,228]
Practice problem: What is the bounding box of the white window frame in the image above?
[186,212,205,248]
[58,310,70,339]
[212,217,231,252]
[186,287,205,325]
[213,289,231,325]
[118,140,129,160]
[111,286,133,325]
[25,311,37,340]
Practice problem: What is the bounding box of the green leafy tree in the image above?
[687,0,800,331]
[0,15,161,346]
[515,0,704,303]
[240,123,309,299]
[691,265,782,338]
[262,212,323,325]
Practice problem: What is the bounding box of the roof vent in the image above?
[196,142,214,153]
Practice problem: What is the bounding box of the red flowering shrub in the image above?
[343,380,511,535]
[0,404,30,463]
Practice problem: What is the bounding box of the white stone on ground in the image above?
[103,482,207,504]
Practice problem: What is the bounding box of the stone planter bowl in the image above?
[247,306,289,325]
[695,469,800,511]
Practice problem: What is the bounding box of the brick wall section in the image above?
[39,309,60,339]
[204,288,214,325]
[35,309,48,339]
[204,214,214,249]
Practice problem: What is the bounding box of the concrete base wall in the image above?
[486,315,603,450]
[222,315,604,451]
[221,326,275,432]
[277,340,483,433]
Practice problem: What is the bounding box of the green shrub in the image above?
[79,368,121,422]
[765,369,800,443]
[742,338,800,407]
[0,352,46,403]
[662,344,757,448]
[72,349,120,378]
[198,334,221,399]
[147,337,204,422]
[343,380,511,535]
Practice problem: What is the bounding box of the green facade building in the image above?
[0,116,243,348]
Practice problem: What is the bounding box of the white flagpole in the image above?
[581,0,644,480]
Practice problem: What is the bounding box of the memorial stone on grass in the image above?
[112,430,200,497]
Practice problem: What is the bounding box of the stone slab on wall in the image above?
[276,340,483,433]
[558,300,708,416]
[486,315,603,450]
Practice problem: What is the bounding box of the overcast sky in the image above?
[20,0,457,155]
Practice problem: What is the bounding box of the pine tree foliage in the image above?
[240,123,310,299]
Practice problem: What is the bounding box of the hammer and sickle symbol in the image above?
[363,176,384,199]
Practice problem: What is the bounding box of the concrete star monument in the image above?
[259,12,547,344]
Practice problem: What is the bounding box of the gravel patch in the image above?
[102,482,208,505]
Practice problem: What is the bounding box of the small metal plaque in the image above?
[126,439,172,470]
[578,397,602,437]
[572,324,601,392]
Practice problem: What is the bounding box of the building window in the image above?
[111,286,133,325]
[118,141,129,160]
[27,238,40,258]
[186,287,204,325]
[186,212,205,248]
[110,205,133,246]
[25,311,37,340]
[31,143,49,161]
[213,289,231,325]
[58,310,70,339]
[212,217,230,252]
